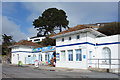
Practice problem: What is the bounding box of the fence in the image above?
[88,58,120,70]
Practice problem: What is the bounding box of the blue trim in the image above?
[12,51,33,53]
[56,42,120,48]
[96,42,120,46]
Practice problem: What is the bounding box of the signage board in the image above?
[32,46,56,52]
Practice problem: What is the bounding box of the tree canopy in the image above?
[33,8,69,36]
[98,22,120,36]
[37,36,56,47]
[2,34,15,55]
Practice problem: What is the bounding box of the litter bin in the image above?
[107,69,109,73]
[18,61,22,67]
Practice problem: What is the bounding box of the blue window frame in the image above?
[68,50,73,61]
[76,49,82,61]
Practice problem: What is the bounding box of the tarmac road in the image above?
[2,63,119,79]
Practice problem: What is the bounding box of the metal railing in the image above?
[88,58,120,69]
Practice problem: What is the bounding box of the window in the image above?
[45,54,49,61]
[56,53,60,61]
[61,51,66,61]
[39,54,42,61]
[76,49,82,61]
[102,47,111,64]
[28,55,31,57]
[77,35,80,39]
[69,37,71,40]
[13,54,15,57]
[17,54,19,60]
[33,54,36,57]
[62,38,64,42]
[68,50,73,61]
[34,39,40,41]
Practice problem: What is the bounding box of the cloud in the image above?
[23,2,118,28]
[2,0,120,2]
[27,27,38,37]
[2,16,39,41]
[2,16,28,41]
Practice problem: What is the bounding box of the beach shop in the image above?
[30,46,56,65]
[10,40,56,65]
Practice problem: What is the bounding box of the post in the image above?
[98,59,99,68]
[109,58,111,70]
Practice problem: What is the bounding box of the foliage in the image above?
[2,34,15,55]
[37,36,56,47]
[33,8,69,36]
[98,22,120,36]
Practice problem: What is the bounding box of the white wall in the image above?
[56,31,120,70]
[90,35,120,69]
[56,32,96,69]
[11,46,54,65]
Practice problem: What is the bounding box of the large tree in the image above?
[98,22,120,36]
[33,8,69,36]
[2,34,15,55]
[37,36,56,47]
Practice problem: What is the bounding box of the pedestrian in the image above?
[7,58,10,64]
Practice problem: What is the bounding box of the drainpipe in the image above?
[86,32,88,69]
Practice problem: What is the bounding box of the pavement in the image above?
[2,63,120,78]
[10,64,91,73]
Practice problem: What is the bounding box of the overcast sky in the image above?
[2,2,118,41]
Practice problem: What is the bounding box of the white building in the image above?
[27,36,45,43]
[10,40,55,65]
[10,40,41,64]
[51,25,120,73]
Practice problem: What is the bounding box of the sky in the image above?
[1,1,118,42]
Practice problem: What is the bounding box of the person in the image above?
[53,57,56,67]
[7,58,10,64]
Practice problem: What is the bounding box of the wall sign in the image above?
[83,55,86,59]
[32,46,56,52]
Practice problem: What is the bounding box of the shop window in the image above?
[39,54,42,61]
[56,53,60,61]
[61,51,66,61]
[45,54,48,61]
[68,50,73,61]
[33,54,36,57]
[76,49,82,61]
[41,55,42,61]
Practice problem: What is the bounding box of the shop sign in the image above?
[32,46,56,52]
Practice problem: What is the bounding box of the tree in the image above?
[2,34,15,55]
[33,8,69,36]
[98,22,120,36]
[37,36,56,47]
[2,34,13,46]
